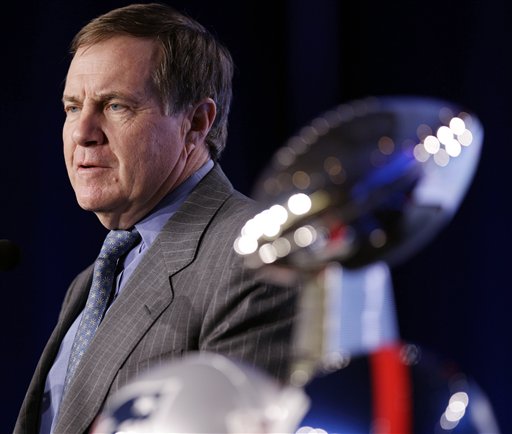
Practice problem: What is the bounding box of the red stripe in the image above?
[370,343,412,433]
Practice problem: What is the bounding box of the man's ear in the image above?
[186,98,217,146]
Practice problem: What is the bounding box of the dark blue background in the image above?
[1,0,510,432]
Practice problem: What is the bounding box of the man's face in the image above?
[63,35,191,229]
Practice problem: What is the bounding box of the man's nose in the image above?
[72,110,106,147]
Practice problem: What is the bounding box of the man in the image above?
[14,3,298,433]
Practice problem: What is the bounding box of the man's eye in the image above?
[65,106,80,114]
[109,103,124,111]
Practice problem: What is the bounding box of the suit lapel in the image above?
[54,245,172,433]
[14,267,93,434]
[54,164,234,432]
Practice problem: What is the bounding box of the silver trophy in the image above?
[235,96,499,433]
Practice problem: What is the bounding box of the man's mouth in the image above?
[77,163,110,173]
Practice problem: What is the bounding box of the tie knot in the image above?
[98,229,141,262]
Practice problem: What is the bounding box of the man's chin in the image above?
[76,198,115,221]
[74,192,140,229]
[76,199,102,213]
[75,193,116,213]
[76,200,132,230]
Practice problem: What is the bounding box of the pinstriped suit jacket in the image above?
[14,164,299,434]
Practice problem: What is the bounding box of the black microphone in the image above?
[0,239,21,271]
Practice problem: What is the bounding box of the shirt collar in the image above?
[133,159,214,251]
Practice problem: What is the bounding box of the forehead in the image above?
[64,35,159,97]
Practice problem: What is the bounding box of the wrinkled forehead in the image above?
[64,36,159,98]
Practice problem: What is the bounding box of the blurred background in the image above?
[1,0,510,431]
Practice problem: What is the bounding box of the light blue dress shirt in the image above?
[39,160,214,434]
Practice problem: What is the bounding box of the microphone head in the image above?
[0,239,22,271]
